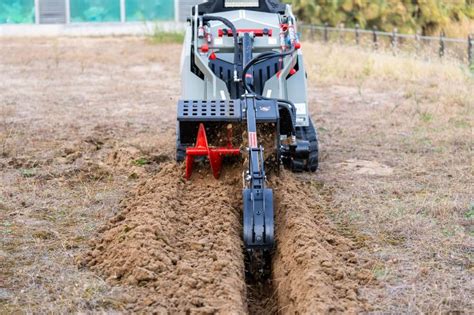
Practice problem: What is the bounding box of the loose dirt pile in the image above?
[81,163,247,313]
[81,157,373,313]
[271,172,373,313]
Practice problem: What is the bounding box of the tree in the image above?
[288,0,473,35]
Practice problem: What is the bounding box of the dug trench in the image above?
[81,155,374,313]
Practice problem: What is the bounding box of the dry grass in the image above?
[0,38,472,313]
[302,42,473,312]
[444,19,474,39]
[0,38,181,313]
[304,42,471,85]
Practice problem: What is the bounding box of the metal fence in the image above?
[299,23,473,67]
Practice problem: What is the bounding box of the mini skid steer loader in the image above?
[176,0,319,277]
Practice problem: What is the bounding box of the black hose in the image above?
[201,16,297,135]
[203,15,239,72]
[242,48,298,134]
[242,48,296,93]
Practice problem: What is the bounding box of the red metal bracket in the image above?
[218,28,272,37]
[185,123,240,179]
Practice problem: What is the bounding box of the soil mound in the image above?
[271,171,373,313]
[81,161,372,313]
[80,163,246,313]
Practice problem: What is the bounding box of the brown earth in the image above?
[80,162,372,313]
[0,37,472,314]
[81,164,247,313]
[271,172,373,313]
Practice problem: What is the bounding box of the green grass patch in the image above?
[133,157,150,166]
[465,203,474,219]
[419,111,433,123]
[372,264,389,280]
[20,168,36,178]
[150,31,184,44]
[449,118,470,129]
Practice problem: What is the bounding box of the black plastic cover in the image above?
[195,0,286,15]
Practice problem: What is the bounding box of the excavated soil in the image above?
[82,158,372,313]
[81,163,247,313]
[271,172,372,313]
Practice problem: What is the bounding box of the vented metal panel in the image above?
[39,0,66,24]
[177,100,242,122]
[209,56,279,97]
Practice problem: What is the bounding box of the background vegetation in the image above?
[288,0,474,37]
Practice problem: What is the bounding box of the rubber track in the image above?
[292,118,319,172]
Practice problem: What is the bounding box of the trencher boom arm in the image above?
[242,32,275,253]
[176,0,319,276]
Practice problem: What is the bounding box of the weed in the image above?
[133,157,150,166]
[2,221,13,235]
[465,203,474,219]
[442,228,455,237]
[318,126,329,133]
[419,112,433,123]
[449,118,470,129]
[0,105,15,157]
[20,168,36,178]
[150,30,184,44]
[372,264,388,280]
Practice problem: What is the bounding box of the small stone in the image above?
[321,260,332,268]
[142,297,154,306]
[133,267,157,282]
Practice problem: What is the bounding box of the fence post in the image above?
[310,24,315,41]
[355,23,360,45]
[415,30,421,56]
[439,31,445,58]
[324,22,329,42]
[391,28,398,55]
[372,25,378,50]
[468,34,473,67]
[339,23,344,44]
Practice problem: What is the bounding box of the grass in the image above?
[304,43,472,88]
[149,30,184,44]
[465,204,474,219]
[0,104,15,157]
[443,19,474,39]
[302,40,472,312]
[133,157,150,166]
[1,36,472,314]
[20,168,36,178]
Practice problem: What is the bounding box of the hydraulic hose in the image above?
[201,16,298,135]
[202,15,239,77]
[242,47,296,93]
[242,48,298,135]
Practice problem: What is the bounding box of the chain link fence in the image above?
[299,23,473,68]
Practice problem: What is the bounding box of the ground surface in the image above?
[0,38,472,313]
